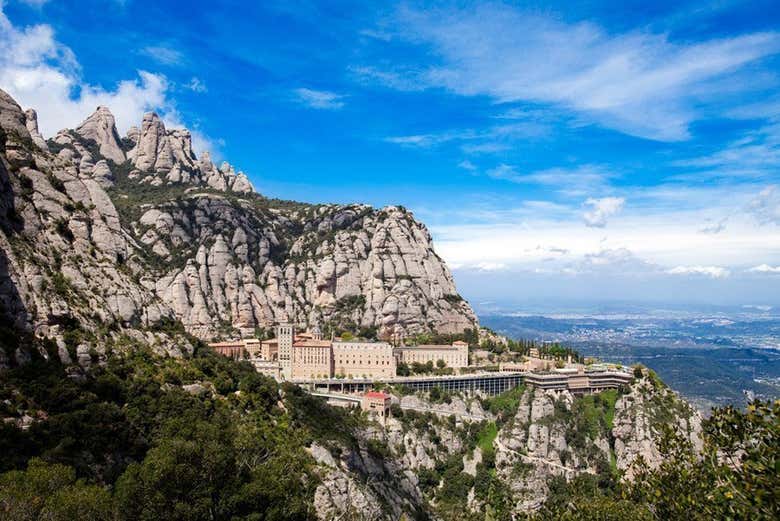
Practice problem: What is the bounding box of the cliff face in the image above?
[338,374,702,519]
[0,88,476,360]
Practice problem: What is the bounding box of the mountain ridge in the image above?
[0,88,476,363]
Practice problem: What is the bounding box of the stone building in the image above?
[277,323,294,380]
[208,340,247,360]
[332,341,397,378]
[395,340,469,369]
[361,391,391,418]
[291,339,333,379]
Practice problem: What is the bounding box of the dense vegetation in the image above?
[0,339,368,520]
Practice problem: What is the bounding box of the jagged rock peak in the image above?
[24,109,48,151]
[0,88,30,139]
[75,106,125,164]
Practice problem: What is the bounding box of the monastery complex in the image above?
[208,324,470,381]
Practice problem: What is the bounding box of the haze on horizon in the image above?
[1,0,779,309]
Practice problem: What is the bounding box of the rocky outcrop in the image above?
[75,106,125,164]
[145,199,475,338]
[309,436,426,521]
[0,90,29,139]
[24,109,48,151]
[126,113,253,193]
[612,376,702,479]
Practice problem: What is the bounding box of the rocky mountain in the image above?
[0,88,476,360]
[298,368,704,519]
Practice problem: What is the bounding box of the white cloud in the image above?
[583,197,625,227]
[483,164,614,198]
[458,159,476,171]
[0,6,210,142]
[748,185,780,225]
[451,261,508,272]
[429,185,780,276]
[186,77,207,93]
[293,88,345,110]
[699,216,728,234]
[384,133,460,147]
[366,4,780,141]
[747,264,780,274]
[384,121,549,153]
[140,45,184,66]
[18,0,50,7]
[666,266,730,278]
[349,65,426,92]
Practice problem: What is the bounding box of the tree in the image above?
[0,458,114,520]
[628,399,780,520]
[436,359,446,369]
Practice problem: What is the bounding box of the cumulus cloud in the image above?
[747,264,780,273]
[0,6,206,141]
[667,266,730,278]
[583,197,624,227]
[748,185,780,225]
[365,4,780,141]
[293,88,345,110]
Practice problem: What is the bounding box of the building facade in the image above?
[333,341,397,378]
[210,327,471,382]
[361,391,391,418]
[291,339,333,379]
[395,341,469,369]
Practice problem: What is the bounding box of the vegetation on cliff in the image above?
[0,338,342,520]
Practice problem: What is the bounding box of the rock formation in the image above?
[0,88,476,359]
[75,106,126,164]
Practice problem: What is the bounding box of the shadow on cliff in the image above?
[0,129,32,344]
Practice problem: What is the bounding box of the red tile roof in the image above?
[364,391,390,400]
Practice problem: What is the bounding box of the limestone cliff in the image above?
[0,89,476,364]
[351,373,702,519]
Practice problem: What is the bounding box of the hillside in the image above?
[2,342,776,520]
[0,87,476,363]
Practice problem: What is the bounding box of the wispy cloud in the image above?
[18,0,50,7]
[363,3,780,141]
[384,120,550,153]
[666,265,730,278]
[186,77,207,93]
[458,159,476,171]
[699,217,728,234]
[483,164,615,198]
[292,87,346,109]
[349,65,425,92]
[140,45,185,66]
[583,197,625,227]
[748,185,780,225]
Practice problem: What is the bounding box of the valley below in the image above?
[480,308,780,411]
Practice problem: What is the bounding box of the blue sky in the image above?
[2,0,780,310]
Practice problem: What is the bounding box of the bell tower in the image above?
[277,323,294,380]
